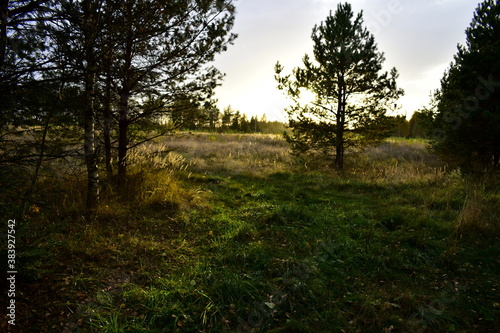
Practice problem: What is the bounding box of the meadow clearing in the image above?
[8,133,499,332]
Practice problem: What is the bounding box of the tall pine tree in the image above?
[275,2,403,170]
[434,0,500,170]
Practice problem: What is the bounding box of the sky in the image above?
[211,0,481,122]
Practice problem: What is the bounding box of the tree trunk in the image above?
[103,113,113,180]
[116,3,134,187]
[335,82,346,171]
[82,0,99,215]
[83,72,99,213]
[117,90,129,184]
[335,131,344,170]
[103,68,113,180]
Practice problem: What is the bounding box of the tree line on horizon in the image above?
[169,103,287,134]
[171,102,433,138]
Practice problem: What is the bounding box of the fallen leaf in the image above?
[265,302,275,309]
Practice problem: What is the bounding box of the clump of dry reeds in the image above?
[115,141,202,210]
[128,141,193,172]
[456,180,500,238]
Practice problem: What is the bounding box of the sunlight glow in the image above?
[299,89,317,106]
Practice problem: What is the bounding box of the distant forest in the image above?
[172,104,432,138]
[170,104,288,134]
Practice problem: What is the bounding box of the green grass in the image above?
[9,134,500,332]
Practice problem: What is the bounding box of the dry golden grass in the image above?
[456,180,500,237]
[155,134,446,182]
[160,132,294,176]
[111,142,205,212]
[139,133,453,186]
[347,138,447,183]
[128,141,193,172]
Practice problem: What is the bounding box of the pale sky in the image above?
[211,0,480,121]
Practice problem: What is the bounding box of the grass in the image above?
[5,133,500,332]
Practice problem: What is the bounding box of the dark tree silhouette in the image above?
[434,0,500,170]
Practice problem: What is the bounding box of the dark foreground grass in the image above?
[3,135,499,332]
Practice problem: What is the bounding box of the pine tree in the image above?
[107,0,236,181]
[434,0,500,170]
[239,114,249,133]
[275,2,403,170]
[221,106,233,130]
[205,103,220,131]
[409,110,434,138]
[230,110,240,131]
[250,116,259,132]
